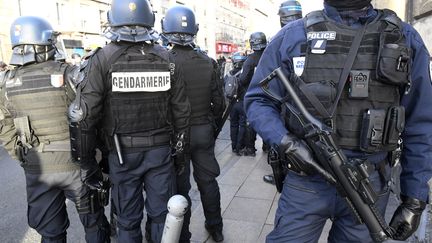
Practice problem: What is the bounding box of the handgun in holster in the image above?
[13,116,34,164]
[90,177,110,214]
[268,147,286,193]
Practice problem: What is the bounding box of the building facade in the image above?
[153,0,279,59]
[0,0,281,62]
[0,0,110,64]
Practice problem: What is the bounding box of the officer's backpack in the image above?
[224,70,241,99]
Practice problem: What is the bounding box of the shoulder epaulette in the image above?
[381,9,402,29]
[305,10,326,28]
[82,47,101,60]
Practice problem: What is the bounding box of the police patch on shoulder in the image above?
[112,71,171,92]
[307,31,336,40]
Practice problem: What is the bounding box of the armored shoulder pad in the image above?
[194,48,207,56]
[71,48,102,86]
[82,47,101,61]
[305,10,326,28]
[381,9,402,29]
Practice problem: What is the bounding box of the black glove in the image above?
[279,133,317,175]
[98,155,110,174]
[80,160,104,191]
[172,131,188,175]
[390,195,426,241]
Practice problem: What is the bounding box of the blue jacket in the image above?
[244,4,432,201]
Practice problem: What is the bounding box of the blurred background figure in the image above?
[225,51,247,155]
[241,31,268,157]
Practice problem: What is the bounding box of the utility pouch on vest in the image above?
[360,107,405,152]
[377,43,411,86]
[299,80,336,117]
[383,106,404,146]
[89,177,110,214]
[360,109,386,152]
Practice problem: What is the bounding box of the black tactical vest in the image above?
[4,61,72,144]
[102,44,172,135]
[297,10,410,152]
[170,47,213,124]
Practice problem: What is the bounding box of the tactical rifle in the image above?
[260,67,393,242]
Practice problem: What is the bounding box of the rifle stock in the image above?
[260,67,393,242]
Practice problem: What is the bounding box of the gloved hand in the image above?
[172,131,189,175]
[80,161,104,191]
[390,195,426,240]
[279,133,317,174]
[98,155,110,174]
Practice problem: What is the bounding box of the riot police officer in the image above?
[245,0,432,242]
[0,16,110,242]
[69,0,190,242]
[226,52,247,155]
[262,1,303,185]
[241,32,267,157]
[162,5,225,242]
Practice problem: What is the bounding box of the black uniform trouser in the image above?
[25,170,110,243]
[109,146,176,243]
[177,123,223,242]
[244,122,257,150]
[229,100,246,151]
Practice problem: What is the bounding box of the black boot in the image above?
[205,223,224,242]
[263,174,275,185]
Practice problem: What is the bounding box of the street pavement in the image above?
[0,122,430,243]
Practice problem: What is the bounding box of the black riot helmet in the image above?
[9,16,59,66]
[104,0,158,43]
[249,32,267,51]
[162,5,199,46]
[278,1,302,27]
[108,0,155,27]
[231,52,247,69]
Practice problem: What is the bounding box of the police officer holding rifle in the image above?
[244,0,432,242]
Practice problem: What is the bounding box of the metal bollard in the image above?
[161,195,189,243]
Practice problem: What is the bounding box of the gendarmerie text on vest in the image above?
[112,71,171,92]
